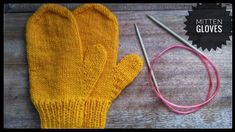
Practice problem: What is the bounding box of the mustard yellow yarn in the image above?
[26,4,107,128]
[73,4,144,128]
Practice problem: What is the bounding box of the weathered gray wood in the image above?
[3,63,232,128]
[4,4,232,128]
[4,59,232,128]
[7,3,196,12]
[4,9,232,65]
[6,3,232,13]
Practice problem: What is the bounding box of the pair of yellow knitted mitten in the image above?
[26,4,143,129]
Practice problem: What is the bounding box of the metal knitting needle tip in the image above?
[134,24,159,88]
[147,14,206,57]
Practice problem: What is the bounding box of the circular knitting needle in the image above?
[147,14,207,57]
[134,24,159,89]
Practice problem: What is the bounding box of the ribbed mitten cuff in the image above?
[82,99,111,128]
[33,98,85,129]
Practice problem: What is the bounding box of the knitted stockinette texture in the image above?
[73,4,144,128]
[26,4,107,128]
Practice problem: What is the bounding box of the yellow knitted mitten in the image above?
[73,4,144,128]
[26,4,107,128]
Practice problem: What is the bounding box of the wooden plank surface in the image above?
[6,3,232,12]
[4,3,232,128]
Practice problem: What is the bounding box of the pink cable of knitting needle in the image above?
[135,16,220,114]
[146,45,220,114]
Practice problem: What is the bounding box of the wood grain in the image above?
[6,3,232,13]
[4,3,232,128]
